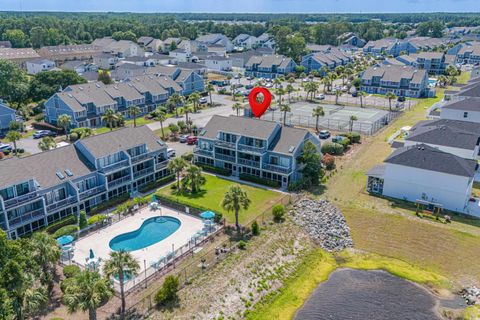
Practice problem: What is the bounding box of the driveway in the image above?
[16,136,42,155]
[166,141,195,157]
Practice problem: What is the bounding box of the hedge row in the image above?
[53,225,79,238]
[197,163,232,176]
[44,215,76,234]
[155,193,210,216]
[87,214,108,225]
[239,173,281,188]
[138,174,175,193]
[89,193,130,215]
[339,132,361,143]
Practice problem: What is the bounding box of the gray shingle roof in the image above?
[202,115,279,140]
[384,144,477,177]
[77,126,165,158]
[441,97,480,111]
[362,65,427,84]
[407,124,480,150]
[270,126,308,154]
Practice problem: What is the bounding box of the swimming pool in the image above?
[109,216,181,252]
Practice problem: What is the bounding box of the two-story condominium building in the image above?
[196,34,234,52]
[0,47,41,68]
[456,43,480,65]
[245,55,297,79]
[301,47,352,74]
[0,102,17,134]
[408,52,447,75]
[233,34,259,50]
[193,115,321,188]
[0,126,170,239]
[257,33,276,50]
[361,65,431,98]
[440,97,480,123]
[37,45,103,63]
[26,59,56,75]
[363,38,417,57]
[367,144,478,216]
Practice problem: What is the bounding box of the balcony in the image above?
[215,154,236,163]
[46,196,77,212]
[262,163,291,174]
[238,144,267,154]
[99,159,130,173]
[108,176,132,188]
[238,158,260,168]
[194,148,213,157]
[79,186,106,200]
[133,167,154,179]
[9,208,45,228]
[131,153,151,164]
[3,191,38,209]
[214,140,236,149]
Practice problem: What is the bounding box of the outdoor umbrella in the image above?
[200,211,215,219]
[56,235,74,246]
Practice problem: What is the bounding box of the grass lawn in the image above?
[457,71,471,85]
[157,174,286,224]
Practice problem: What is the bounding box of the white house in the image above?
[205,55,232,71]
[403,119,480,160]
[26,59,56,75]
[233,34,259,50]
[440,97,480,123]
[196,33,234,52]
[367,144,478,215]
[169,49,191,63]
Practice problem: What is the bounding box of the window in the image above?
[464,112,469,118]
[270,156,278,165]
[16,182,30,196]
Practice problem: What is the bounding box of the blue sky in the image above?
[2,0,480,13]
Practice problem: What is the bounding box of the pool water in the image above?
[109,216,181,252]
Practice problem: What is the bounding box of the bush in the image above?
[238,240,247,250]
[197,163,231,176]
[89,193,130,215]
[340,132,361,143]
[16,148,24,154]
[60,277,76,293]
[272,204,286,222]
[87,214,108,225]
[69,132,79,142]
[32,121,63,134]
[239,173,281,188]
[181,152,193,162]
[155,275,179,306]
[44,215,76,234]
[251,220,260,236]
[214,212,223,224]
[321,142,344,155]
[63,265,81,278]
[53,225,79,238]
[322,154,335,170]
[138,174,175,193]
[79,211,88,229]
[287,180,303,192]
[338,137,350,148]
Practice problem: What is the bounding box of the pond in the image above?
[295,268,441,320]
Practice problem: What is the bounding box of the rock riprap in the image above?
[290,198,353,252]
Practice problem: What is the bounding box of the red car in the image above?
[187,136,198,145]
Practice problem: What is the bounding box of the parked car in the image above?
[332,135,347,143]
[245,84,254,89]
[315,94,325,100]
[167,148,176,158]
[242,90,252,96]
[397,96,406,102]
[351,91,358,97]
[187,136,198,145]
[302,77,311,83]
[341,86,349,92]
[265,83,273,88]
[33,130,55,139]
[199,97,208,104]
[234,74,241,79]
[318,130,331,139]
[246,76,254,81]
[0,143,12,152]
[179,134,189,143]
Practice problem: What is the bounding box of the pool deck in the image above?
[71,206,204,275]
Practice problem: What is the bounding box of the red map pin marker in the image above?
[248,87,272,118]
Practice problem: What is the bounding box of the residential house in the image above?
[0,41,12,48]
[26,59,56,75]
[207,44,228,56]
[169,49,191,63]
[147,53,174,66]
[205,55,233,72]
[233,34,259,50]
[440,97,480,123]
[103,40,144,58]
[196,33,234,52]
[361,65,431,98]
[119,56,157,67]
[93,53,118,70]
[336,32,366,48]
[0,47,41,68]
[406,37,450,52]
[0,102,16,134]
[177,40,207,54]
[397,52,447,74]
[60,60,98,75]
[363,38,417,57]
[229,48,274,69]
[366,144,478,216]
[245,54,297,79]
[0,126,170,239]
[111,64,149,81]
[456,43,480,65]
[193,115,321,188]
[91,37,116,48]
[176,62,207,76]
[37,45,102,63]
[137,36,163,53]
[257,33,276,50]
[162,38,182,52]
[301,46,352,74]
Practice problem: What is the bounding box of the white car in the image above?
[265,83,273,88]
[315,94,325,100]
[167,148,176,158]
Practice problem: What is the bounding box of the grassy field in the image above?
[157,174,286,224]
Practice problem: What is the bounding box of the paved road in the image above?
[166,141,195,156]
[16,136,42,155]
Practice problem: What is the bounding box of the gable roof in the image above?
[270,126,309,154]
[407,123,480,150]
[441,97,480,111]
[202,115,279,140]
[384,144,477,177]
[362,65,427,84]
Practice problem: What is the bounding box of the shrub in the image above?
[31,121,63,134]
[0,152,4,159]
[238,240,247,250]
[79,211,88,229]
[251,220,260,236]
[87,214,108,225]
[214,212,223,224]
[138,174,175,193]
[322,154,336,170]
[16,148,24,154]
[89,193,130,215]
[181,152,193,162]
[155,275,179,306]
[69,132,79,142]
[321,141,344,155]
[272,204,286,222]
[60,277,76,293]
[53,225,79,238]
[239,173,281,188]
[339,132,361,144]
[287,180,303,192]
[338,137,350,148]
[63,265,81,278]
[44,215,76,234]
[197,163,231,176]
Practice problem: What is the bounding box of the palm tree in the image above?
[349,115,358,132]
[182,105,193,129]
[168,93,184,118]
[188,92,201,113]
[30,232,60,287]
[286,84,294,102]
[182,165,206,193]
[221,184,251,233]
[38,136,56,152]
[63,270,113,320]
[280,104,291,126]
[273,78,281,89]
[167,157,188,191]
[312,106,325,132]
[101,108,118,131]
[276,88,286,104]
[154,108,167,139]
[437,75,448,87]
[357,91,367,108]
[5,130,21,156]
[128,106,141,127]
[385,92,397,111]
[334,89,342,105]
[336,65,346,85]
[206,84,215,108]
[57,114,72,140]
[232,102,244,116]
[103,251,140,316]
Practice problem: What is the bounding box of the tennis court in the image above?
[261,102,393,135]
